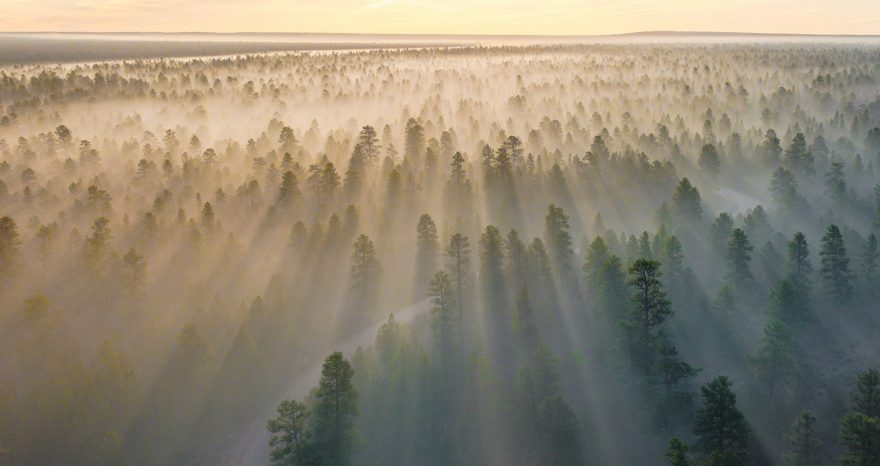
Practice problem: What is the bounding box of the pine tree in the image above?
[415,214,439,295]
[357,125,381,164]
[860,234,879,294]
[505,229,528,287]
[819,224,852,303]
[852,369,880,418]
[350,234,381,296]
[726,228,753,290]
[544,204,574,275]
[428,271,456,357]
[784,132,814,174]
[749,318,797,399]
[404,118,425,165]
[661,235,686,300]
[277,170,300,207]
[873,183,880,234]
[445,233,471,323]
[770,167,802,214]
[839,413,880,466]
[785,411,821,466]
[673,178,703,222]
[583,236,611,293]
[699,143,721,176]
[786,232,813,310]
[595,255,628,320]
[84,217,112,267]
[666,437,694,466]
[694,376,750,465]
[710,213,734,261]
[479,225,506,310]
[512,285,537,346]
[761,129,783,165]
[313,352,358,466]
[840,369,880,465]
[769,279,803,322]
[625,259,672,373]
[267,399,315,466]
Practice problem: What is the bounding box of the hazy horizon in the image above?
[3,0,880,36]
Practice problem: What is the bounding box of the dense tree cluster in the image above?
[0,42,879,465]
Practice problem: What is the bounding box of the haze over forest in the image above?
[1,28,880,466]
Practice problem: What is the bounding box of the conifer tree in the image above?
[313,352,358,466]
[694,376,749,465]
[819,224,852,303]
[415,214,439,295]
[625,259,672,373]
[786,232,813,310]
[445,233,471,323]
[839,369,880,466]
[666,437,694,466]
[785,411,821,466]
[350,234,381,297]
[726,228,754,290]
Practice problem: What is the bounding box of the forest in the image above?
[0,41,879,465]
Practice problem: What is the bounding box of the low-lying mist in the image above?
[0,40,879,465]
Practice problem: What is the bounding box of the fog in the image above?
[1,38,879,465]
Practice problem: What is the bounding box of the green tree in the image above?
[479,225,506,309]
[583,236,611,293]
[786,232,813,310]
[444,233,471,323]
[415,214,439,295]
[350,234,381,296]
[357,126,381,164]
[819,224,852,303]
[672,178,703,222]
[267,399,316,466]
[769,279,802,322]
[512,285,537,346]
[839,413,880,466]
[694,376,749,466]
[595,255,628,320]
[839,372,880,466]
[770,167,802,214]
[852,369,880,418]
[825,162,847,206]
[428,270,456,356]
[860,234,879,294]
[725,229,753,290]
[404,118,425,164]
[544,204,574,275]
[624,259,672,373]
[784,132,814,174]
[505,229,528,287]
[760,129,783,165]
[699,143,721,176]
[749,318,797,399]
[313,352,358,466]
[785,411,821,466]
[666,437,694,466]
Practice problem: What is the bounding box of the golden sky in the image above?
[1,0,878,35]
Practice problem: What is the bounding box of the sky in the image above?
[1,0,879,35]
